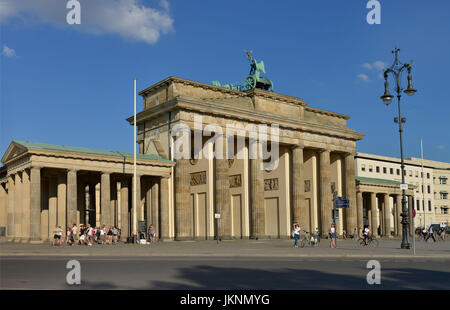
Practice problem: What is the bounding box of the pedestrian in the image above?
[426,225,436,242]
[342,229,347,240]
[148,224,156,243]
[72,224,78,244]
[107,227,113,244]
[353,227,358,239]
[86,224,94,246]
[66,227,71,245]
[52,225,63,246]
[112,226,119,245]
[292,223,301,248]
[79,225,85,245]
[329,224,337,248]
[100,225,106,244]
[315,227,320,243]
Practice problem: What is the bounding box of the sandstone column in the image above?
[30,167,41,242]
[160,177,170,240]
[370,192,378,237]
[396,194,402,237]
[48,178,57,239]
[146,181,152,229]
[101,172,111,227]
[384,193,391,238]
[151,181,160,238]
[67,170,78,228]
[345,153,357,234]
[0,183,7,234]
[216,158,231,239]
[7,175,15,241]
[57,174,67,233]
[14,171,22,241]
[292,146,306,229]
[175,159,192,240]
[110,180,117,226]
[250,141,265,239]
[22,170,31,242]
[120,179,129,239]
[356,191,364,236]
[319,150,332,237]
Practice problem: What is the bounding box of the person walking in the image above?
[100,225,106,244]
[329,224,337,248]
[292,223,301,248]
[52,225,63,246]
[112,226,119,245]
[71,224,78,245]
[315,227,320,244]
[426,225,436,242]
[363,225,371,246]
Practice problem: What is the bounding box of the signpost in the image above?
[215,213,221,244]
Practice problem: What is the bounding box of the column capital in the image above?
[317,148,331,154]
[291,144,305,150]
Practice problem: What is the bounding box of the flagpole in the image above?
[133,78,137,242]
[421,139,426,232]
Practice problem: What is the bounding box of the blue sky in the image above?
[1,0,449,162]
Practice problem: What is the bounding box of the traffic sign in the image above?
[400,184,408,190]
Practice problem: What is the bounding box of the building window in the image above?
[427,173,430,179]
[440,177,448,185]
[361,164,366,172]
[441,207,449,215]
[369,165,373,172]
[427,185,431,194]
[409,170,413,177]
[417,200,420,211]
[383,167,387,174]
[397,169,400,175]
[441,192,448,200]
[390,168,393,175]
[428,201,432,212]
[404,170,407,176]
[415,171,418,177]
[376,166,380,173]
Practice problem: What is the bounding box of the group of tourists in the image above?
[421,225,447,242]
[52,224,121,246]
[292,223,373,248]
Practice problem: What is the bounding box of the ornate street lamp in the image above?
[380,47,417,249]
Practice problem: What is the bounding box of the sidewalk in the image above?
[1,237,449,259]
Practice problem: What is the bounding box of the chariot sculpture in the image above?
[212,50,274,92]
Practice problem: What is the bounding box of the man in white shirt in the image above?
[363,225,370,245]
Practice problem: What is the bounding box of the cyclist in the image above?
[363,225,370,246]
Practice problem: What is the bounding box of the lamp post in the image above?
[380,47,417,249]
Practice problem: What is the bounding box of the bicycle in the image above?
[356,235,379,248]
[300,231,320,248]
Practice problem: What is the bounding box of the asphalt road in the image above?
[1,256,449,290]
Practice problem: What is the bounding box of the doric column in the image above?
[370,192,378,237]
[384,193,391,237]
[160,177,170,240]
[151,181,160,237]
[396,195,402,237]
[101,172,111,227]
[0,183,7,233]
[250,141,265,239]
[48,178,57,239]
[57,174,67,234]
[319,149,332,237]
[30,167,41,242]
[356,191,364,236]
[110,180,117,226]
[345,153,357,234]
[14,171,23,241]
[67,170,78,228]
[21,170,31,242]
[292,146,306,229]
[7,174,15,241]
[216,158,231,239]
[120,179,129,239]
[175,159,192,240]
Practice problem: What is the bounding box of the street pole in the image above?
[397,93,411,249]
[421,139,426,229]
[381,47,417,250]
[133,78,137,243]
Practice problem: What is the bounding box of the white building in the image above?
[356,152,450,228]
